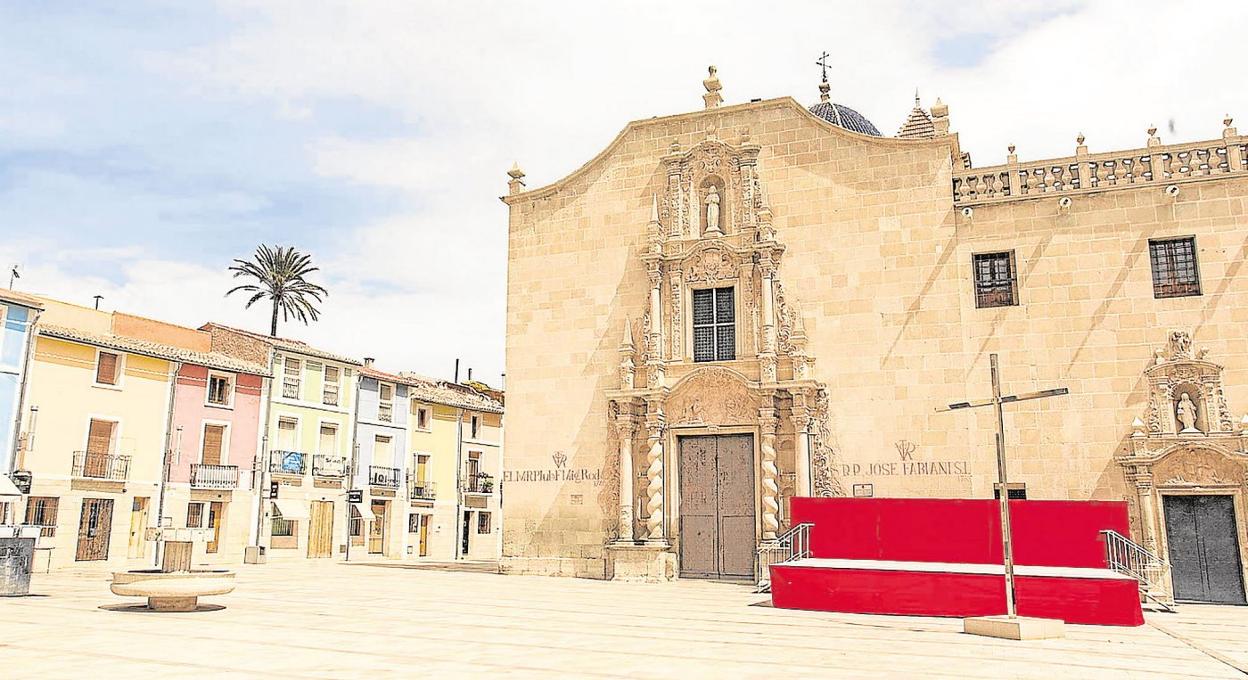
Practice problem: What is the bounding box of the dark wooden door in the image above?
[678,435,756,579]
[75,498,114,561]
[1164,495,1246,604]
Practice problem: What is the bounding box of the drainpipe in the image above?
[154,360,183,568]
[453,407,464,560]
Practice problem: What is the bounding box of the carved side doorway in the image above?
[677,434,756,580]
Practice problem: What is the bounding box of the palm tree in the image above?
[226,245,328,337]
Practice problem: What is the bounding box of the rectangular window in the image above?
[282,357,301,399]
[95,351,120,385]
[692,287,735,362]
[271,512,294,537]
[477,512,491,534]
[323,366,340,406]
[186,502,204,528]
[207,373,233,406]
[1149,237,1201,298]
[277,417,297,450]
[86,418,116,456]
[973,251,1018,308]
[319,423,338,456]
[378,383,393,422]
[470,415,480,439]
[416,407,430,430]
[374,435,393,465]
[202,424,226,465]
[24,496,59,537]
[415,454,429,483]
[408,513,421,533]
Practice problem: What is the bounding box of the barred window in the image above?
[477,511,492,534]
[271,507,295,537]
[187,502,204,528]
[323,366,340,406]
[24,496,59,537]
[1149,237,1201,298]
[973,251,1018,308]
[692,287,735,362]
[282,357,301,399]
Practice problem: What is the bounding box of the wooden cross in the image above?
[937,353,1069,619]
[815,51,831,83]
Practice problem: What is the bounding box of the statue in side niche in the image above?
[1176,392,1200,433]
[704,185,721,234]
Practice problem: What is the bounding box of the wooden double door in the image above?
[1164,495,1246,604]
[678,434,756,579]
[75,498,114,561]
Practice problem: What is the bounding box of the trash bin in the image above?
[0,535,36,596]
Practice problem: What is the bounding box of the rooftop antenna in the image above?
[93,295,103,310]
[8,264,19,289]
[454,358,460,383]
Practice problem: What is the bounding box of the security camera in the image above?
[1165,184,1180,197]
[960,206,974,218]
[1058,196,1072,208]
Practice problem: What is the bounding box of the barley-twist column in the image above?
[760,407,780,540]
[644,401,667,544]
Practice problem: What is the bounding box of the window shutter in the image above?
[87,419,115,456]
[202,425,225,465]
[96,352,118,385]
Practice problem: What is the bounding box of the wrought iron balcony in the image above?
[71,451,130,481]
[408,478,437,501]
[191,463,240,489]
[270,450,307,475]
[312,454,347,478]
[369,465,400,488]
[464,471,494,494]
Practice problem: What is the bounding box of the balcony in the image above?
[369,465,400,488]
[270,450,307,476]
[313,454,347,478]
[464,472,494,495]
[191,464,240,489]
[408,478,437,501]
[71,451,130,481]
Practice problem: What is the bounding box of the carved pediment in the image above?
[667,367,757,426]
[1153,446,1244,487]
[1139,329,1236,435]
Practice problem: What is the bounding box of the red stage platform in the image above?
[768,498,1144,626]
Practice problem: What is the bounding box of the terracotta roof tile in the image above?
[39,323,271,375]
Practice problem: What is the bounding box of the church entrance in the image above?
[1163,495,1246,604]
[678,434,755,580]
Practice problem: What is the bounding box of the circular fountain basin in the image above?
[111,569,236,612]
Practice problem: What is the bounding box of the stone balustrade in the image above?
[953,131,1247,206]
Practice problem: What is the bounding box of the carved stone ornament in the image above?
[1140,329,1234,435]
[667,367,756,426]
[683,245,739,283]
[1153,447,1240,487]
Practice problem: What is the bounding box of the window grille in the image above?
[973,251,1018,308]
[24,496,58,537]
[323,366,340,406]
[187,502,204,528]
[282,358,301,399]
[1149,237,1201,298]
[477,512,492,534]
[692,287,735,362]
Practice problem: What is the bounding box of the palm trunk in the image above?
[270,299,279,337]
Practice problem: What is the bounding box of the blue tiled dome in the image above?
[808,101,881,137]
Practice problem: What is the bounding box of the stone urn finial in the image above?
[702,65,723,109]
[507,162,526,195]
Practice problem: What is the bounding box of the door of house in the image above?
[84,419,116,477]
[368,500,388,554]
[461,512,471,555]
[75,498,114,561]
[419,515,430,557]
[206,501,224,554]
[202,425,225,466]
[307,500,334,558]
[1164,495,1246,604]
[678,434,756,579]
[127,497,149,558]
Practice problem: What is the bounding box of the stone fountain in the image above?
[110,530,235,612]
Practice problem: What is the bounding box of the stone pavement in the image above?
[1,562,1245,679]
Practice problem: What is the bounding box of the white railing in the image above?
[755,522,813,593]
[1101,529,1175,611]
[953,135,1247,205]
[190,464,240,489]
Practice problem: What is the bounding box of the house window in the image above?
[993,484,1028,500]
[202,424,226,465]
[319,423,339,456]
[374,435,393,465]
[408,513,421,533]
[187,502,204,528]
[378,383,393,423]
[276,417,297,450]
[207,373,233,406]
[282,357,301,399]
[692,287,735,362]
[477,512,492,534]
[271,506,295,537]
[973,251,1018,308]
[415,407,430,430]
[323,366,340,406]
[415,454,429,484]
[24,496,58,537]
[470,415,480,439]
[95,351,121,385]
[1149,237,1201,298]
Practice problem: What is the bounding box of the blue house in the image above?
[1,290,43,519]
[353,362,410,558]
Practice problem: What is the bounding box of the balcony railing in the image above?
[464,471,494,494]
[408,478,437,501]
[270,450,307,475]
[369,465,400,488]
[312,454,347,478]
[191,464,240,489]
[72,451,130,481]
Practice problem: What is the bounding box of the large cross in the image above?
[815,51,831,83]
[937,353,1069,619]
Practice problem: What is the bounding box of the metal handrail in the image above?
[270,450,307,475]
[1101,529,1175,609]
[312,454,347,478]
[408,479,437,500]
[755,522,814,592]
[71,451,130,481]
[369,465,401,488]
[190,463,240,489]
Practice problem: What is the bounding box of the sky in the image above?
[2,1,1245,386]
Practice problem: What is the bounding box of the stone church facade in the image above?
[502,67,1248,603]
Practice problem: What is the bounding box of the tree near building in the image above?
[226,245,328,337]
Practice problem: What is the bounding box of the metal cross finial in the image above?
[815,51,831,83]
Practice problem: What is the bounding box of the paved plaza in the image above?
[1,562,1246,679]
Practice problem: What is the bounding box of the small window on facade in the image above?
[323,366,340,406]
[470,415,480,439]
[24,496,59,537]
[477,511,492,534]
[277,417,297,450]
[282,357,301,399]
[973,251,1019,308]
[1149,236,1201,298]
[187,502,204,528]
[95,351,120,385]
[692,287,736,362]
[271,506,294,537]
[378,383,393,423]
[319,423,338,456]
[416,407,430,430]
[993,484,1027,500]
[408,513,421,533]
[207,373,233,406]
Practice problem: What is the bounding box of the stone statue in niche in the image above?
[1176,392,1201,433]
[704,185,723,236]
